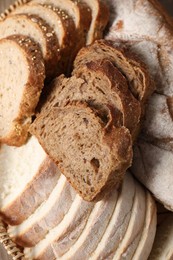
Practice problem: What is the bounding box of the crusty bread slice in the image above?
[90,173,135,259]
[0,35,45,146]
[73,40,153,105]
[30,100,132,201]
[132,193,156,260]
[0,13,59,78]
[149,214,173,260]
[8,174,76,247]
[78,0,109,45]
[0,136,60,225]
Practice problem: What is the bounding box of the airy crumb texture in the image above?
[30,101,132,201]
[0,35,45,146]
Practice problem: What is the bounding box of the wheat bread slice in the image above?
[13,2,76,74]
[30,99,132,201]
[90,172,136,260]
[0,13,59,78]
[0,136,60,225]
[0,35,45,146]
[8,174,76,247]
[132,192,156,260]
[149,214,173,260]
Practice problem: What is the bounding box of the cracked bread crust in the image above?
[0,35,45,146]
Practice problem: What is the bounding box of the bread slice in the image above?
[131,139,173,211]
[149,214,173,260]
[8,174,76,247]
[12,2,76,74]
[90,173,136,259]
[73,40,153,105]
[30,99,133,201]
[0,136,60,225]
[132,193,156,260]
[0,35,45,146]
[0,13,59,78]
[77,0,109,45]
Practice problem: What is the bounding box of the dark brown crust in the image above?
[0,35,45,146]
[0,157,60,225]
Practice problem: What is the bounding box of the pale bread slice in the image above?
[0,136,59,225]
[8,174,76,247]
[0,35,45,146]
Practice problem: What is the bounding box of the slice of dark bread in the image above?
[30,101,132,201]
[0,35,45,146]
[73,40,154,105]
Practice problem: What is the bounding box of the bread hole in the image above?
[96,86,105,94]
[90,158,100,173]
[83,117,89,126]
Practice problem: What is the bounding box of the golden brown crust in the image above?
[0,157,59,226]
[0,35,45,146]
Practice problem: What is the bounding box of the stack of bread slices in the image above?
[1,0,173,259]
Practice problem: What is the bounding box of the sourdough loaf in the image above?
[0,35,45,146]
[30,101,132,201]
[0,136,59,225]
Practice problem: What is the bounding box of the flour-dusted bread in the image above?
[9,174,76,247]
[0,13,59,78]
[30,101,132,201]
[149,214,173,260]
[0,136,60,225]
[0,35,45,146]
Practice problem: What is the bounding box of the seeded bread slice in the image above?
[30,101,132,201]
[0,35,45,146]
[0,13,59,78]
[0,136,59,225]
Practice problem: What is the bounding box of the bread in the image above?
[0,13,59,78]
[8,174,76,247]
[149,214,173,259]
[0,35,45,146]
[0,136,59,225]
[30,100,132,201]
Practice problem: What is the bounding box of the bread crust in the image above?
[0,35,45,146]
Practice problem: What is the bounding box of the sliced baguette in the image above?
[0,35,45,146]
[0,136,60,225]
[9,174,76,247]
[30,100,132,201]
[0,13,59,78]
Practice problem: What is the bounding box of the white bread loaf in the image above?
[0,136,60,225]
[106,0,173,209]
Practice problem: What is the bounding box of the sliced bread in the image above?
[0,136,60,225]
[0,13,59,78]
[30,99,133,201]
[8,174,76,247]
[0,35,45,146]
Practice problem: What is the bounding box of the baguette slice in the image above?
[0,13,59,78]
[30,100,132,201]
[0,136,60,225]
[9,174,76,247]
[0,35,45,146]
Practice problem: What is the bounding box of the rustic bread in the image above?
[0,35,45,146]
[30,97,133,201]
[8,174,76,247]
[0,13,59,78]
[0,136,59,225]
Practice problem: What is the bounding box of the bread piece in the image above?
[30,99,133,201]
[0,35,45,146]
[0,136,60,225]
[106,0,173,151]
[41,59,141,138]
[0,13,59,78]
[89,173,135,259]
[74,40,154,105]
[149,214,173,260]
[131,139,173,211]
[9,174,76,247]
[79,0,109,44]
